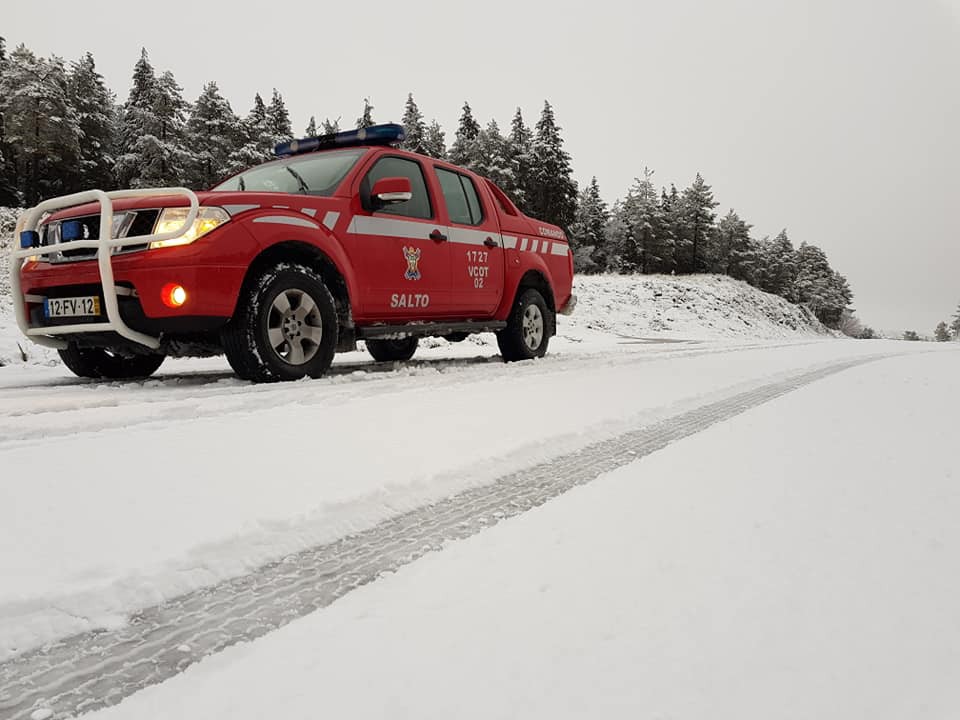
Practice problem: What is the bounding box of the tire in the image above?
[497,288,553,362]
[58,344,165,380]
[366,336,419,363]
[222,263,338,382]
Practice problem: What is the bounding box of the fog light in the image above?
[161,283,188,308]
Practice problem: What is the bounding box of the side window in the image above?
[365,156,432,219]
[461,175,484,225]
[435,167,484,226]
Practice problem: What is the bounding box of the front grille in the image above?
[40,209,160,263]
[125,211,158,253]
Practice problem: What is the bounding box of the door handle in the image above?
[484,237,498,248]
[429,229,447,242]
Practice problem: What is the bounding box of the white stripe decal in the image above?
[446,226,493,247]
[347,215,501,248]
[551,243,569,256]
[502,235,518,249]
[531,238,540,253]
[301,208,318,217]
[322,211,340,230]
[252,215,320,229]
[222,204,260,217]
[348,215,431,240]
[519,238,528,251]
[542,241,551,254]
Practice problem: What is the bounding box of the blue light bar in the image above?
[274,123,406,157]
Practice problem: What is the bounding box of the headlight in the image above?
[150,207,230,249]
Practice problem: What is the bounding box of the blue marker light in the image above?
[61,220,83,242]
[20,231,39,250]
[275,123,406,157]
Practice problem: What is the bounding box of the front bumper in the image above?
[21,262,247,324]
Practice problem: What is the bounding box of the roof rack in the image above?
[274,123,406,157]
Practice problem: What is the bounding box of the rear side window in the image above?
[435,167,484,226]
[364,156,432,220]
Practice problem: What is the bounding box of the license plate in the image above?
[44,296,101,318]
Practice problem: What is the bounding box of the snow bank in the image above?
[0,208,21,364]
[0,207,57,366]
[565,273,833,341]
[0,207,18,294]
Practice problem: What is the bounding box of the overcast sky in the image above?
[6,0,959,332]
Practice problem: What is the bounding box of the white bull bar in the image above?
[10,188,199,350]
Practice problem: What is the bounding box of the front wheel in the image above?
[58,344,165,380]
[222,263,338,382]
[496,288,553,361]
[366,336,418,362]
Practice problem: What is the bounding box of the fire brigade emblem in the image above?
[403,246,422,281]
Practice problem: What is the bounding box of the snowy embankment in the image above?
[0,208,39,366]
[563,272,831,342]
[0,208,58,367]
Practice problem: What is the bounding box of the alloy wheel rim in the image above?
[522,304,544,351]
[267,289,323,365]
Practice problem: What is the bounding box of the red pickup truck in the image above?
[10,124,576,382]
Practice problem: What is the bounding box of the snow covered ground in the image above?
[83,349,960,720]
[2,339,874,659]
[3,229,957,719]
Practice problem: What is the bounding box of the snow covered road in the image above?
[0,340,898,654]
[1,337,958,719]
[77,348,958,720]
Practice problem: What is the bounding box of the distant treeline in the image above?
[931,309,960,342]
[0,39,857,330]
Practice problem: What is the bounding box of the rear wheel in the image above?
[366,336,419,362]
[222,263,338,382]
[58,344,165,380]
[497,288,552,361]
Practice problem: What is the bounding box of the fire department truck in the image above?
[10,124,576,382]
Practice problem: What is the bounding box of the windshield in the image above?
[213,148,366,195]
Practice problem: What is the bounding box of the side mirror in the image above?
[371,177,413,207]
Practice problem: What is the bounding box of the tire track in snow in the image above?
[0,354,887,720]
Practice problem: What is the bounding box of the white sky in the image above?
[6,0,959,332]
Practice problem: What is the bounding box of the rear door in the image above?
[348,155,449,319]
[433,166,505,316]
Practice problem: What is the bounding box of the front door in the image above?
[349,155,449,320]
